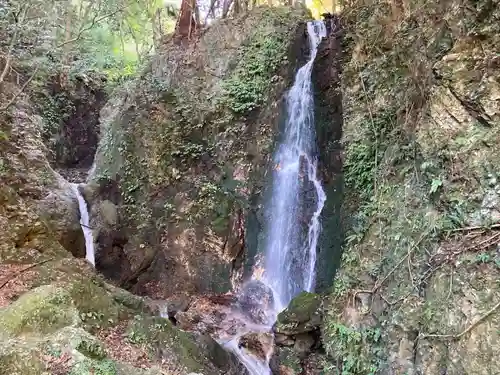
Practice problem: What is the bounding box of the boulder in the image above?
[36,186,86,258]
[238,332,274,362]
[238,280,276,325]
[274,292,322,335]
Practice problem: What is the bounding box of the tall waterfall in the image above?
[225,20,327,375]
[71,183,96,266]
[262,20,327,309]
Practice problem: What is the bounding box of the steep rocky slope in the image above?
[0,63,250,375]
[321,0,500,374]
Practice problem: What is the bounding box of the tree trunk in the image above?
[222,0,234,18]
[175,0,197,40]
[152,7,163,49]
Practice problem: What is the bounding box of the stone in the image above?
[293,333,316,356]
[274,333,295,346]
[238,280,276,325]
[238,332,274,362]
[270,347,303,375]
[36,186,86,258]
[274,292,322,335]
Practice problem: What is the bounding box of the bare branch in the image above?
[0,258,54,290]
[56,6,127,49]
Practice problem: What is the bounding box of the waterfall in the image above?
[223,20,327,375]
[70,183,96,266]
[262,20,327,307]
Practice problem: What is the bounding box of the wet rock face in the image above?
[238,280,275,324]
[36,73,108,174]
[311,15,344,294]
[238,332,274,362]
[37,186,85,258]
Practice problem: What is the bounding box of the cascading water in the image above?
[263,20,327,307]
[223,20,327,374]
[70,183,96,266]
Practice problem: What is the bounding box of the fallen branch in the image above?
[0,258,54,290]
[420,300,500,340]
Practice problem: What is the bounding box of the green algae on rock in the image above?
[274,292,322,335]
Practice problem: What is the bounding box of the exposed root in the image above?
[447,223,500,233]
[420,301,500,340]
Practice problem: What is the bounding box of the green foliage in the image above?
[323,321,383,375]
[69,359,117,375]
[343,109,397,202]
[76,339,107,360]
[221,11,291,114]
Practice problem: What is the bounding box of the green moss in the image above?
[0,346,45,375]
[69,358,118,375]
[68,278,121,331]
[275,292,322,334]
[221,7,303,114]
[126,316,210,372]
[0,284,78,338]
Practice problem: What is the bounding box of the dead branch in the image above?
[448,223,500,233]
[0,258,54,290]
[0,65,39,113]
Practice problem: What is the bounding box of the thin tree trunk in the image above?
[222,0,234,18]
[233,0,241,14]
[152,7,162,48]
[175,0,197,40]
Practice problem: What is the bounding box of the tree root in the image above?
[419,301,500,340]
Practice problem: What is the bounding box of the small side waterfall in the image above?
[71,183,96,266]
[223,20,327,374]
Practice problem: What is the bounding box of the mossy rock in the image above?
[126,315,246,374]
[270,346,303,375]
[274,292,322,335]
[127,315,208,372]
[0,284,79,338]
[0,340,45,375]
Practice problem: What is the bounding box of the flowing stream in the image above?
[223,20,327,374]
[71,183,96,266]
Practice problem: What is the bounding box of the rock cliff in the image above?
[87,6,311,298]
[321,0,500,374]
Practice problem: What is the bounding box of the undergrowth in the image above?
[323,320,383,375]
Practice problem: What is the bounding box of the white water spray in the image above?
[71,183,96,266]
[223,20,327,374]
